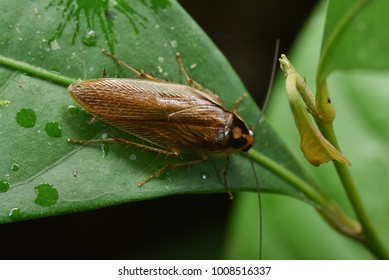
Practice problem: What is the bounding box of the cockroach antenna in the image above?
[253,39,280,131]
[251,39,280,260]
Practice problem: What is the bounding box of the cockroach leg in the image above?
[138,157,207,187]
[68,137,179,157]
[113,137,180,156]
[102,48,161,82]
[68,138,115,144]
[69,136,212,190]
[232,93,248,113]
[175,52,209,93]
[222,155,234,200]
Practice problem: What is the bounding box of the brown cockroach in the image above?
[68,49,255,199]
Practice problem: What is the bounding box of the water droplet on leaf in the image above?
[200,171,209,180]
[50,39,61,50]
[16,108,36,128]
[68,105,80,115]
[34,183,59,207]
[0,179,10,193]
[170,40,178,48]
[45,121,62,138]
[83,30,97,46]
[101,142,109,157]
[11,163,20,172]
[9,208,22,221]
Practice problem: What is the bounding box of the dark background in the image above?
[2,0,319,259]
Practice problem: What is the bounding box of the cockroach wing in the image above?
[69,78,234,153]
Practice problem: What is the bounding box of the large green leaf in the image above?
[224,0,389,259]
[318,0,389,83]
[0,0,308,223]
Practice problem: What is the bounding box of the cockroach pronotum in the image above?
[68,49,255,199]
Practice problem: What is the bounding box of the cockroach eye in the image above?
[241,129,254,152]
[227,115,255,152]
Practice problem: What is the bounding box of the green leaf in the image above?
[318,0,389,83]
[0,0,309,223]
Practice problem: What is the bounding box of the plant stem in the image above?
[245,149,362,241]
[0,54,76,86]
[318,122,389,259]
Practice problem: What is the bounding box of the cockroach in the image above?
[68,49,255,199]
